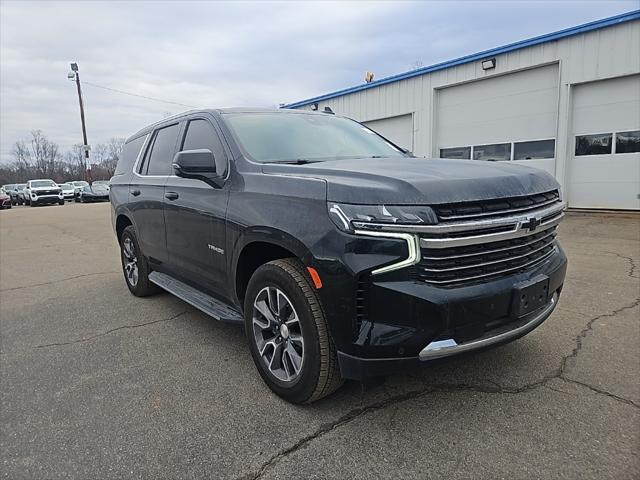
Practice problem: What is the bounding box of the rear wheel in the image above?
[244,258,343,404]
[120,225,158,297]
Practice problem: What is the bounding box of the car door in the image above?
[164,116,230,296]
[128,123,180,264]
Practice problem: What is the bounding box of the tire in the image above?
[30,201,37,207]
[58,199,65,205]
[244,258,343,404]
[119,225,158,297]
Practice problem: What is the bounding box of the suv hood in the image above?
[261,157,559,205]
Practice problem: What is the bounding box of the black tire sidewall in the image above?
[244,262,323,403]
[120,226,153,296]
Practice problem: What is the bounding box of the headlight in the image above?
[328,202,437,233]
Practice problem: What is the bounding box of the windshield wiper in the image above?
[266,159,320,165]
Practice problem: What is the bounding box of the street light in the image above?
[68,62,90,181]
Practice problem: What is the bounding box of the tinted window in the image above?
[473,143,510,161]
[575,134,612,156]
[181,119,227,175]
[440,147,471,160]
[223,113,404,163]
[514,139,555,160]
[115,135,146,175]
[145,124,180,175]
[615,130,640,154]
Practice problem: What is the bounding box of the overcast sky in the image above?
[1,0,637,163]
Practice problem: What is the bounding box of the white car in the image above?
[57,183,76,201]
[69,181,89,199]
[24,179,64,207]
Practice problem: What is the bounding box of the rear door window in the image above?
[115,135,147,175]
[145,124,180,175]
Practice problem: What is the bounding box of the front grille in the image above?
[433,190,560,221]
[416,227,558,287]
[34,190,59,196]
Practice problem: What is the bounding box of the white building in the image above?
[285,11,640,210]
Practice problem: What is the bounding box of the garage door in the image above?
[363,114,413,151]
[567,75,640,210]
[436,64,559,176]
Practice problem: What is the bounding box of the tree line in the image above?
[1,130,125,185]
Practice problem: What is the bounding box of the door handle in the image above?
[131,189,141,196]
[165,192,179,201]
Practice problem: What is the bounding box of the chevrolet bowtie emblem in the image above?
[522,217,542,231]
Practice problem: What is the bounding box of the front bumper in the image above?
[32,195,63,204]
[333,246,567,381]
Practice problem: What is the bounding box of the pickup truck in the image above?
[110,108,567,403]
[24,179,65,206]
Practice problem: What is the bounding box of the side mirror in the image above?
[172,149,219,183]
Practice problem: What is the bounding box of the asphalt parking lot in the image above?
[1,203,638,479]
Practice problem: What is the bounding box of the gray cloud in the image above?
[1,0,637,163]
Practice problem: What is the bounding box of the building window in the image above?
[440,146,471,159]
[615,130,640,154]
[513,139,555,160]
[473,143,510,161]
[575,133,612,156]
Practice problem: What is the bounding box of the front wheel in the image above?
[30,201,37,207]
[58,199,65,205]
[244,258,343,404]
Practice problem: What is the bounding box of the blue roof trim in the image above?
[283,10,640,109]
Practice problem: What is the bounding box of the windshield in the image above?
[31,180,56,188]
[223,112,405,163]
[3,184,15,190]
[92,184,108,191]
[74,181,89,187]
[17,184,25,190]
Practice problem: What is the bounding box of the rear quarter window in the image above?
[115,135,147,175]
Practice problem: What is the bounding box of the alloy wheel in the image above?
[122,237,139,287]
[252,286,305,382]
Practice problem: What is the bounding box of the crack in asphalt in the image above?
[557,376,640,408]
[0,271,120,292]
[605,251,639,279]
[34,310,190,348]
[242,297,640,480]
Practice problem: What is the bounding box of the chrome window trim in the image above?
[353,230,421,276]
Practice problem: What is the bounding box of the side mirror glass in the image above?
[173,149,218,181]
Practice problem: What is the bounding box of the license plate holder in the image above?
[511,275,550,318]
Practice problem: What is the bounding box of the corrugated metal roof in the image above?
[283,10,640,109]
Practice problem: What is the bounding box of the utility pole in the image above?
[68,62,90,181]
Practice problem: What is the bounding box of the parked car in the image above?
[111,108,567,404]
[24,179,64,206]
[77,183,110,202]
[0,190,11,209]
[57,183,75,201]
[10,184,26,205]
[92,180,110,191]
[70,181,89,199]
[2,184,15,202]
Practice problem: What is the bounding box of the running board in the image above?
[149,271,243,324]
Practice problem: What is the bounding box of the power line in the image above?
[82,81,197,109]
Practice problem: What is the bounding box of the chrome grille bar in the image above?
[416,246,558,285]
[421,238,556,272]
[422,228,557,261]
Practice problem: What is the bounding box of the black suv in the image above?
[111,109,567,403]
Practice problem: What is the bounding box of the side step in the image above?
[149,271,243,324]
